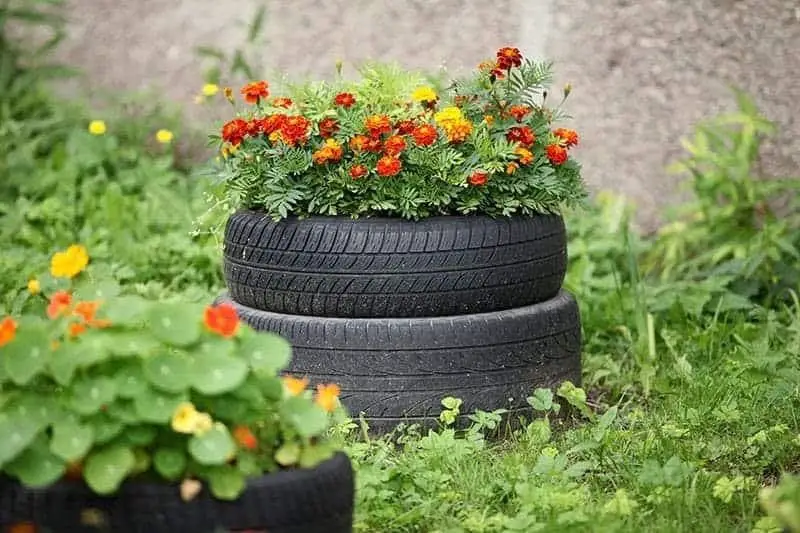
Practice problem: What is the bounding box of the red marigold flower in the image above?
[272,97,293,108]
[395,119,416,135]
[506,126,536,147]
[0,316,17,347]
[411,124,438,147]
[468,171,489,187]
[490,64,506,80]
[279,116,311,146]
[334,92,356,108]
[383,135,407,156]
[509,105,532,122]
[260,114,287,135]
[496,47,523,69]
[376,156,402,177]
[553,128,580,148]
[203,303,239,338]
[240,81,270,104]
[221,118,248,146]
[318,117,340,138]
[233,426,258,450]
[47,290,72,319]
[546,144,568,165]
[349,164,368,179]
[364,115,392,138]
[246,118,261,137]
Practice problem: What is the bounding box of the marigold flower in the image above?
[283,375,309,396]
[27,279,40,295]
[349,164,368,179]
[478,59,496,72]
[272,97,293,108]
[506,162,519,174]
[496,46,523,69]
[553,128,579,148]
[383,135,407,156]
[349,134,381,153]
[223,87,234,101]
[318,117,340,138]
[312,138,344,165]
[433,106,463,126]
[443,118,473,143]
[315,383,341,412]
[233,426,258,450]
[240,80,270,104]
[365,114,392,138]
[395,119,416,135]
[221,118,249,146]
[8,522,36,533]
[279,116,311,146]
[0,316,17,347]
[515,147,534,165]
[334,92,356,108]
[506,126,536,147]
[411,124,438,147]
[47,291,72,319]
[203,302,239,338]
[468,171,489,187]
[261,114,287,135]
[171,402,212,435]
[411,86,437,103]
[51,244,89,279]
[88,120,106,135]
[202,83,219,96]
[376,156,402,177]
[546,144,568,165]
[509,105,532,122]
[483,115,495,126]
[156,129,174,144]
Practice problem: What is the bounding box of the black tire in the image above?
[219,291,582,434]
[223,211,567,318]
[0,452,354,533]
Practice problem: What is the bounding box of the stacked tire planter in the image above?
[219,211,582,433]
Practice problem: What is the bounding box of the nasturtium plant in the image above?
[0,245,344,500]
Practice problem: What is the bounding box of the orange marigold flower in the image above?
[496,46,523,69]
[279,116,311,146]
[315,383,341,412]
[260,114,287,135]
[47,291,72,319]
[364,114,392,138]
[272,97,293,108]
[468,171,489,187]
[554,128,579,148]
[383,135,406,156]
[283,375,309,396]
[443,118,473,143]
[68,321,87,338]
[349,135,381,153]
[0,316,17,347]
[233,426,258,451]
[546,144,568,165]
[203,302,239,338]
[318,117,340,138]
[506,162,519,174]
[246,118,261,137]
[240,80,270,104]
[221,118,248,146]
[8,522,36,533]
[312,138,344,165]
[395,120,416,135]
[411,124,438,147]
[349,164,368,179]
[376,156,402,177]
[509,105,532,122]
[515,147,534,165]
[334,92,356,108]
[507,126,536,147]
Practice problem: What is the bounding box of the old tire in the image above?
[219,291,582,434]
[0,452,354,533]
[223,212,567,318]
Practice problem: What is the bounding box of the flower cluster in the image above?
[211,46,585,220]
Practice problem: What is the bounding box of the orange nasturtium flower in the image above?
[283,375,309,396]
[203,303,239,338]
[0,316,17,347]
[233,426,258,450]
[50,244,89,279]
[47,291,73,319]
[8,522,36,533]
[315,384,341,412]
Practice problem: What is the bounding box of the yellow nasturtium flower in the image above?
[50,245,89,279]
[156,129,174,144]
[27,279,41,295]
[88,120,107,135]
[171,402,214,435]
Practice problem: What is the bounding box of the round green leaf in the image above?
[6,445,66,488]
[148,303,202,347]
[116,363,149,398]
[190,354,248,395]
[84,446,135,495]
[274,442,300,467]
[239,330,292,373]
[100,295,152,326]
[123,425,157,446]
[73,280,121,302]
[3,329,49,385]
[0,415,43,465]
[106,400,139,423]
[198,337,233,358]
[188,424,236,466]
[69,377,118,415]
[88,414,124,445]
[208,465,246,500]
[299,442,335,469]
[72,333,113,367]
[153,447,187,481]
[48,345,79,385]
[280,397,329,438]
[133,389,187,423]
[143,351,192,393]
[50,420,95,462]
[108,333,160,357]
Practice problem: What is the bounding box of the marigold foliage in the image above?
[211,49,586,220]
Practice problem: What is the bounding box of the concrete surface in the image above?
[52,0,800,230]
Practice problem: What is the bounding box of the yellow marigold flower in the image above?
[202,83,219,96]
[27,279,41,295]
[156,129,174,144]
[88,120,107,135]
[433,106,463,126]
[442,118,473,143]
[50,244,89,279]
[315,383,341,412]
[484,115,495,126]
[283,375,309,396]
[171,402,213,435]
[411,86,437,103]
